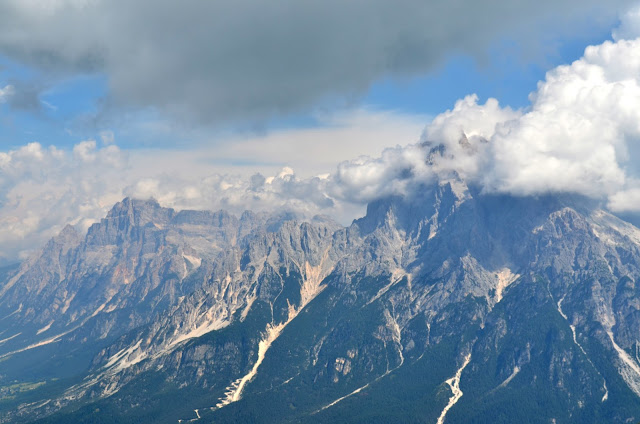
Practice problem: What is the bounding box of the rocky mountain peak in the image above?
[48,224,81,252]
[105,197,174,227]
[4,191,640,424]
[171,209,236,227]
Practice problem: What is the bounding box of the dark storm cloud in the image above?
[4,80,44,111]
[0,0,634,124]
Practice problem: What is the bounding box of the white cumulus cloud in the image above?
[0,84,15,103]
[4,6,640,263]
[409,18,640,210]
[0,109,423,263]
[0,141,128,263]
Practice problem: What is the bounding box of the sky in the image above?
[1,0,640,263]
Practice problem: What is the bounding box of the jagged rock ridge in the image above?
[2,180,640,423]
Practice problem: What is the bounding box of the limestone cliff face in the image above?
[0,198,251,356]
[3,186,640,423]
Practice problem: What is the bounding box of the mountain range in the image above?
[2,152,640,423]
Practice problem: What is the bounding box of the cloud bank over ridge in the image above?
[421,7,640,209]
[3,6,640,262]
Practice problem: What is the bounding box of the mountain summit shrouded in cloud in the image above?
[6,3,640,423]
[2,3,640,264]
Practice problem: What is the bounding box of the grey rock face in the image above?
[3,183,640,423]
[0,198,253,362]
